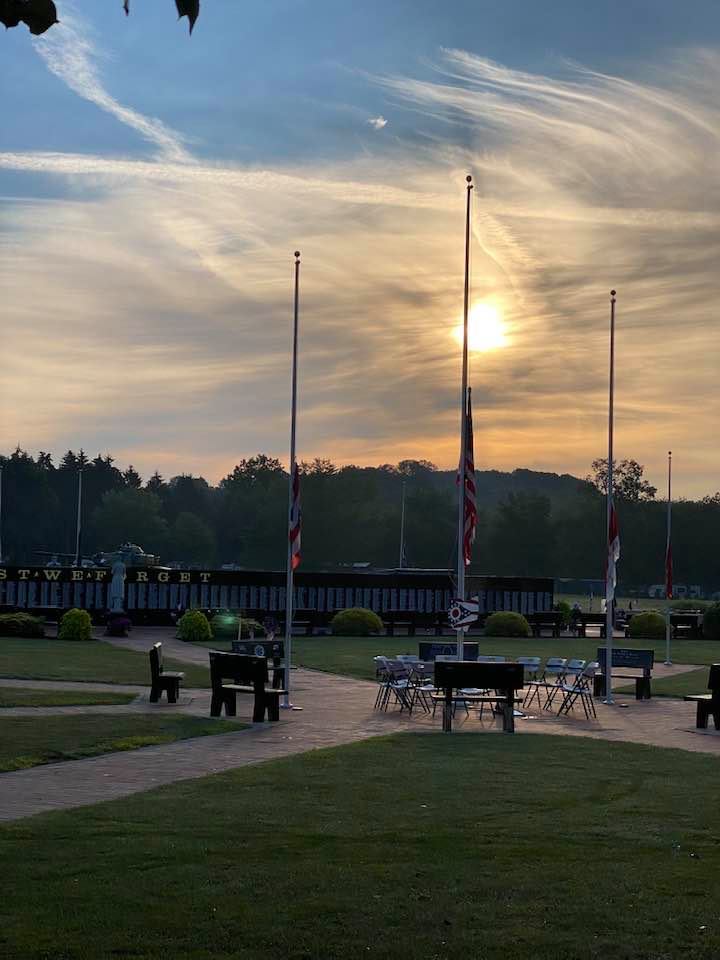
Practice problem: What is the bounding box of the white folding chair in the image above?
[557,662,599,719]
[523,657,567,708]
[545,659,586,710]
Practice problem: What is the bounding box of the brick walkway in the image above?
[1,629,717,823]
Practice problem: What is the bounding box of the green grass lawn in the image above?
[2,734,720,959]
[0,687,137,708]
[617,667,713,700]
[291,635,720,681]
[0,714,247,772]
[0,637,210,687]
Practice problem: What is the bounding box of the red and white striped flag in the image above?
[606,501,620,601]
[462,388,477,566]
[289,464,301,570]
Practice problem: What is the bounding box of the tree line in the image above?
[1,447,719,591]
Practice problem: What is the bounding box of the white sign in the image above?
[447,598,479,629]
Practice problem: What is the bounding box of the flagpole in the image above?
[604,290,616,704]
[664,450,673,665]
[283,251,301,710]
[456,175,473,660]
[399,480,406,569]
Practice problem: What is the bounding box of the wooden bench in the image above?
[593,647,654,700]
[578,613,609,638]
[232,638,286,689]
[149,642,185,703]
[209,651,287,722]
[684,664,720,729]
[433,660,525,733]
[526,611,562,638]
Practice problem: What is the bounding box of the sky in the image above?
[1,0,720,498]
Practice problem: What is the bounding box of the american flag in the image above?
[462,388,477,567]
[606,501,620,602]
[289,463,301,570]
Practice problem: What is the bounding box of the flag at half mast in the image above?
[289,464,301,570]
[665,524,673,600]
[462,387,477,566]
[606,501,620,603]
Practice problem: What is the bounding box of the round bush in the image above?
[702,604,720,641]
[553,601,571,628]
[210,613,266,639]
[58,608,93,642]
[330,607,383,636]
[177,609,212,643]
[484,612,531,638]
[0,612,45,638]
[628,611,666,639]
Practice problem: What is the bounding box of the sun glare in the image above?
[454,303,507,353]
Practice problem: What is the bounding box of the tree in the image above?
[167,512,216,566]
[91,489,167,553]
[0,1,200,36]
[588,459,657,502]
[487,492,557,577]
[123,465,143,489]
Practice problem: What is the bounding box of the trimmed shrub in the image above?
[628,611,665,640]
[484,611,531,638]
[553,601,571,628]
[58,608,93,642]
[0,612,45,638]
[210,613,266,640]
[702,604,720,642]
[177,609,212,643]
[330,607,384,637]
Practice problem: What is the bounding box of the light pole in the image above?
[75,468,83,567]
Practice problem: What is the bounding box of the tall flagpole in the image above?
[399,480,406,569]
[456,174,473,660]
[283,251,301,710]
[664,450,673,665]
[604,290,617,704]
[75,468,83,567]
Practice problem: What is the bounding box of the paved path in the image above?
[1,628,717,824]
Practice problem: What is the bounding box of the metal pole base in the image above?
[664,661,673,667]
[280,701,303,711]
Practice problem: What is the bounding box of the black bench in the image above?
[578,613,609,638]
[433,660,525,733]
[418,641,479,661]
[670,612,704,640]
[684,664,720,729]
[209,651,287,722]
[593,647,654,700]
[149,642,185,703]
[526,611,562,638]
[232,638,286,689]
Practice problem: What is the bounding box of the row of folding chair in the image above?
[523,658,600,718]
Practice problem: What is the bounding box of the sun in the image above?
[453,302,508,352]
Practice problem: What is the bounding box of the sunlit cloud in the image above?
[367,115,388,130]
[2,31,720,496]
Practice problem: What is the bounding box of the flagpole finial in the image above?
[294,250,300,260]
[610,289,616,299]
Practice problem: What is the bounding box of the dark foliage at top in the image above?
[1,447,719,590]
[1,1,199,36]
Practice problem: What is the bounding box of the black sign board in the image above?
[597,647,654,671]
[232,639,285,659]
[418,641,479,662]
[434,659,524,692]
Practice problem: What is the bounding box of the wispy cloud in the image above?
[367,115,388,130]
[34,7,191,163]
[2,40,720,494]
